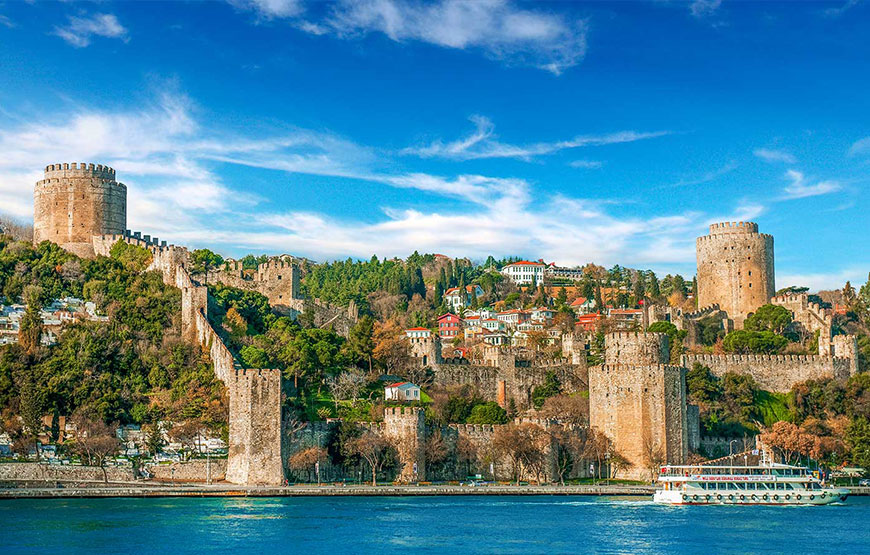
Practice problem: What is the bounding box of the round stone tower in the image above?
[696,221,774,329]
[33,163,127,258]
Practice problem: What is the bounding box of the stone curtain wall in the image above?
[682,353,854,393]
[146,459,228,482]
[432,359,587,409]
[0,462,135,483]
[92,231,284,485]
[34,163,126,258]
[696,222,775,329]
[588,364,688,481]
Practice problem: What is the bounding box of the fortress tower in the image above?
[696,222,774,329]
[33,163,127,258]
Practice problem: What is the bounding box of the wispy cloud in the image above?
[690,0,722,18]
[849,136,870,156]
[403,115,668,161]
[782,169,841,199]
[823,0,862,18]
[0,88,741,272]
[0,15,15,29]
[569,160,603,169]
[232,0,588,74]
[754,148,796,164]
[229,0,304,19]
[53,13,129,48]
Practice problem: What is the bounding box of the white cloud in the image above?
[230,0,305,19]
[690,0,722,18]
[778,268,867,293]
[0,88,756,273]
[0,15,15,28]
[241,0,588,74]
[53,13,129,48]
[849,136,870,156]
[569,160,603,169]
[754,148,796,164]
[782,169,842,199]
[824,0,862,18]
[403,115,668,161]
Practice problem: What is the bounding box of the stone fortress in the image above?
[30,165,861,484]
[34,163,127,258]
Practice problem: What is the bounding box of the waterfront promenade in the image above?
[1,482,657,499]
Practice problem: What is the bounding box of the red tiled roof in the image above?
[504,260,545,267]
[570,297,589,306]
[405,327,430,331]
[387,382,408,388]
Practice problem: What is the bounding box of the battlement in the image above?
[707,221,759,235]
[43,162,116,180]
[383,406,425,419]
[448,423,496,435]
[597,363,685,374]
[683,304,722,320]
[605,331,666,340]
[683,353,846,364]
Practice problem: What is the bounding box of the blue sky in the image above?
[0,0,868,290]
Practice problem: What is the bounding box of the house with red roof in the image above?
[437,313,462,340]
[500,260,545,285]
[570,296,596,315]
[404,327,432,339]
[384,382,421,402]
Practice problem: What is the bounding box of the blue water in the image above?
[2,495,867,554]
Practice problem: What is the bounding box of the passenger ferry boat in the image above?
[654,453,849,505]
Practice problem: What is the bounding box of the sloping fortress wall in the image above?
[34,163,126,258]
[682,353,855,393]
[588,364,688,481]
[696,222,774,329]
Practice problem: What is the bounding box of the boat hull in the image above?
[654,488,849,505]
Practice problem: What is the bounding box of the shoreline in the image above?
[0,483,656,499]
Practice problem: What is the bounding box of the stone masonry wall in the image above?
[696,221,775,329]
[226,368,284,486]
[0,462,135,483]
[146,459,227,482]
[605,331,669,365]
[34,163,126,258]
[682,353,854,393]
[588,364,688,481]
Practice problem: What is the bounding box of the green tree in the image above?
[467,402,508,424]
[744,304,793,334]
[722,330,789,354]
[531,371,561,409]
[18,286,43,355]
[846,416,870,470]
[191,249,225,280]
[346,315,376,372]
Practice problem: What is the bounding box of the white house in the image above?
[404,327,432,339]
[444,285,485,311]
[530,307,555,322]
[500,260,546,285]
[385,382,421,402]
[570,296,596,315]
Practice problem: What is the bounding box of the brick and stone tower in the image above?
[33,163,127,258]
[384,407,426,482]
[696,221,774,329]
